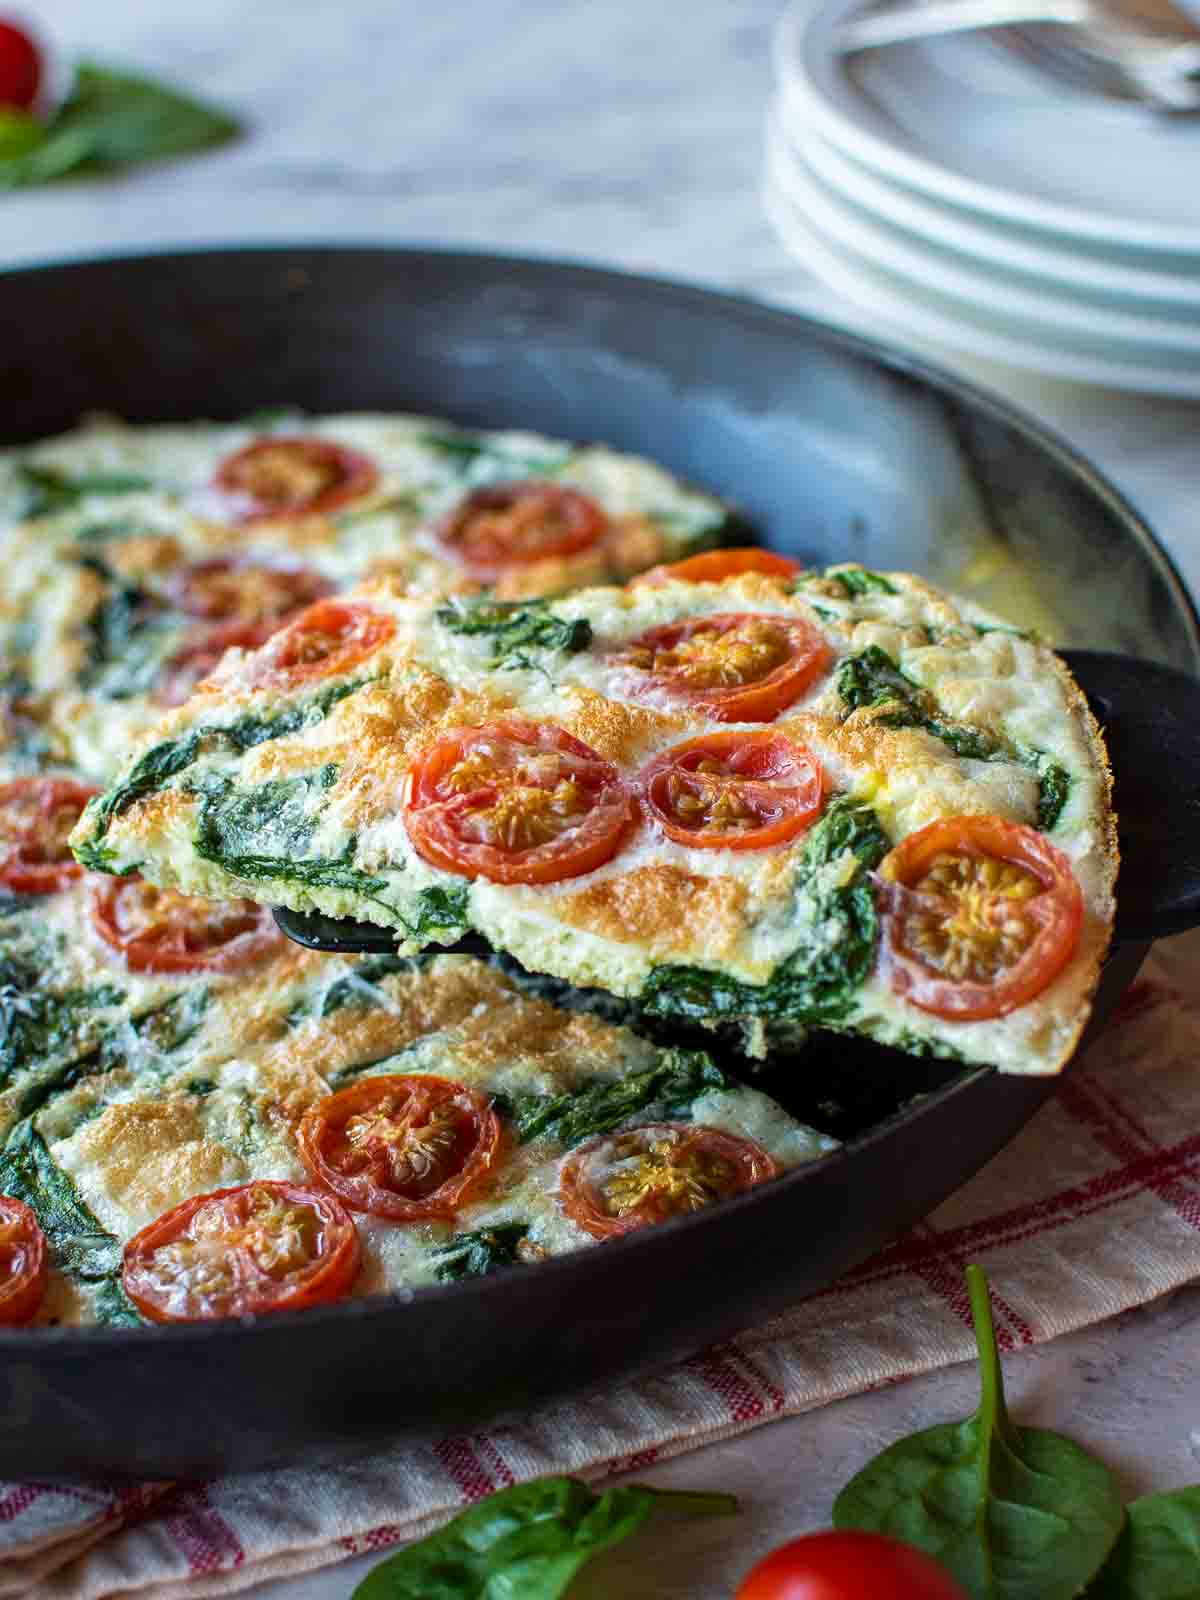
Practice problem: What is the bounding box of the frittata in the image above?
[74,560,1117,1078]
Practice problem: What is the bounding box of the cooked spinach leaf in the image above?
[0,924,124,1094]
[14,463,153,518]
[1090,1485,1200,1599]
[351,1475,736,1600]
[1035,760,1072,832]
[826,565,898,596]
[418,430,569,481]
[0,1119,145,1325]
[432,1223,530,1283]
[76,677,367,860]
[838,646,1072,829]
[0,62,240,190]
[834,1264,1124,1600]
[435,597,592,669]
[74,554,180,700]
[498,1048,731,1146]
[317,955,412,1018]
[396,885,470,943]
[640,797,888,1029]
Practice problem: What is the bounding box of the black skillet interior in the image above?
[1,248,1196,1481]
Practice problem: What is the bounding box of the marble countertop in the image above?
[8,3,1200,1594]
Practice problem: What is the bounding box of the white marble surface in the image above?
[6,3,1200,1594]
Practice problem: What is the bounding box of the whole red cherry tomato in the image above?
[0,20,40,111]
[736,1531,967,1600]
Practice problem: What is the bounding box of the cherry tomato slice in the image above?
[91,877,282,975]
[0,21,40,111]
[0,777,98,895]
[435,481,608,579]
[878,814,1084,1022]
[559,1122,778,1239]
[213,437,378,523]
[404,718,633,886]
[0,1196,48,1327]
[640,731,823,851]
[298,1074,502,1222]
[614,611,832,722]
[631,547,803,588]
[736,1531,968,1600]
[168,558,332,622]
[122,1180,361,1323]
[249,599,394,689]
[156,617,283,707]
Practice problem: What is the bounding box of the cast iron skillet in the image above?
[1,247,1198,1482]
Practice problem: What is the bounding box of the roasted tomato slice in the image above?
[91,877,282,975]
[0,1197,48,1327]
[122,1181,361,1323]
[168,558,332,622]
[248,599,394,689]
[298,1074,502,1222]
[560,1122,778,1239]
[435,482,608,579]
[878,814,1084,1022]
[631,547,802,588]
[613,611,832,722]
[0,777,98,895]
[404,718,633,885]
[213,437,378,523]
[156,617,282,707]
[640,731,823,851]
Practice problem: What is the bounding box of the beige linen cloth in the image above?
[3,931,1199,1599]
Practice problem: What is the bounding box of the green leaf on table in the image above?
[833,1264,1124,1600]
[351,1476,736,1600]
[0,63,240,190]
[1090,1486,1200,1599]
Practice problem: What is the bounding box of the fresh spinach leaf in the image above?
[0,1119,145,1325]
[833,1264,1124,1600]
[351,1475,736,1600]
[13,463,153,518]
[435,597,592,670]
[640,797,888,1030]
[1090,1485,1200,1599]
[432,1223,530,1283]
[498,1048,731,1146]
[0,63,240,190]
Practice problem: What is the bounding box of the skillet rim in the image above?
[0,243,1193,1355]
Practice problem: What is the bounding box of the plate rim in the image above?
[776,0,1200,256]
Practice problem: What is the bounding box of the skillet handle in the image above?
[1062,649,1200,942]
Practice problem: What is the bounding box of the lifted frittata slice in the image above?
[5,954,834,1327]
[74,562,1117,1077]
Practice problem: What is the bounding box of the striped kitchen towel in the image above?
[2,929,1198,1599]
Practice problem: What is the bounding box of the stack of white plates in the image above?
[765,0,1200,395]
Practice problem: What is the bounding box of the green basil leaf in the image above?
[351,1476,736,1600]
[834,1265,1124,1599]
[1090,1486,1200,1599]
[0,63,241,189]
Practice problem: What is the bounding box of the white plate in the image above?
[762,145,1200,395]
[765,115,1200,355]
[776,106,1200,312]
[774,0,1200,258]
